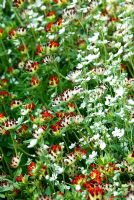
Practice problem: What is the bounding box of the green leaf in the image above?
[0,193,5,198]
[45,186,52,196]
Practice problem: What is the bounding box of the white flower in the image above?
[93,134,100,140]
[88,32,99,42]
[37,128,44,134]
[128,99,134,105]
[43,144,49,150]
[76,63,84,69]
[76,185,81,191]
[86,151,97,165]
[50,173,57,181]
[54,165,64,174]
[45,175,49,180]
[35,0,42,7]
[21,109,29,116]
[28,139,38,148]
[114,42,121,48]
[69,143,76,149]
[113,191,119,196]
[66,70,81,82]
[99,140,106,150]
[59,27,65,34]
[115,87,124,97]
[33,124,38,129]
[126,192,134,200]
[89,151,97,159]
[85,52,100,63]
[112,127,125,138]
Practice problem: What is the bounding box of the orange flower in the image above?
[0,113,6,122]
[30,76,40,87]
[90,169,102,184]
[67,102,75,112]
[41,110,53,121]
[28,162,36,176]
[18,124,28,135]
[49,40,60,48]
[51,121,61,135]
[71,174,87,185]
[8,29,16,39]
[88,186,104,199]
[13,0,25,8]
[18,44,27,54]
[45,22,54,32]
[46,11,56,21]
[0,28,4,37]
[56,18,62,26]
[49,75,59,87]
[35,44,43,55]
[7,67,14,73]
[77,39,87,49]
[24,103,35,111]
[53,0,68,5]
[16,174,24,182]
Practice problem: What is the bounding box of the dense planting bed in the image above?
[0,0,134,199]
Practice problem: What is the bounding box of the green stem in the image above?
[17,145,35,157]
[10,131,17,156]
[0,147,11,174]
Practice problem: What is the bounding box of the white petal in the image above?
[28,139,38,148]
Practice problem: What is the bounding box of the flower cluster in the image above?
[0,0,133,199]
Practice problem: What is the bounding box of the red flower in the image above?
[0,113,5,120]
[49,75,59,87]
[8,29,16,39]
[56,18,62,26]
[31,62,39,71]
[45,22,54,32]
[56,111,64,118]
[51,144,62,152]
[28,162,36,176]
[0,28,4,36]
[41,110,53,121]
[109,17,119,22]
[30,76,39,87]
[35,44,43,55]
[18,44,27,53]
[90,169,102,184]
[16,174,23,182]
[18,124,28,134]
[0,78,8,86]
[49,40,60,48]
[90,163,97,169]
[88,186,104,198]
[13,189,20,195]
[74,147,86,157]
[13,0,25,8]
[7,67,14,73]
[53,0,67,5]
[67,102,75,112]
[47,11,55,17]
[71,174,87,185]
[51,121,61,134]
[0,90,10,98]
[77,39,86,49]
[24,103,35,111]
[49,144,62,158]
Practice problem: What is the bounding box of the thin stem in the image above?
[10,131,17,156]
[0,147,11,174]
